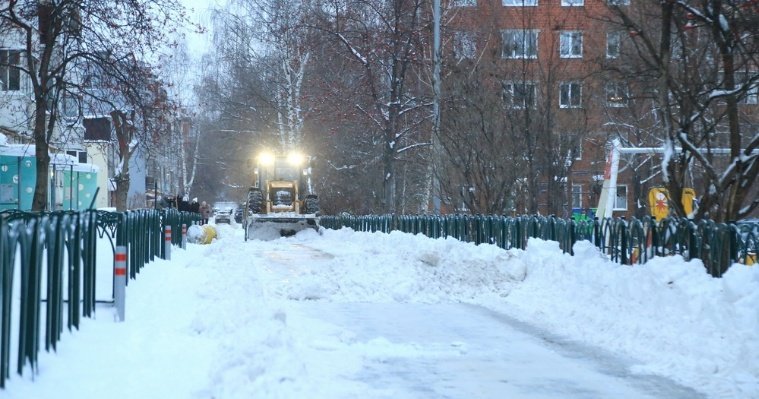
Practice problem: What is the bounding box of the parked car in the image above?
[213,201,237,224]
[214,209,232,224]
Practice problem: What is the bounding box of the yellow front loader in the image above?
[243,152,320,239]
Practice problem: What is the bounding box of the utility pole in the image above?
[431,0,442,214]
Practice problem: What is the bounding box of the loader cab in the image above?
[274,162,300,181]
[255,153,309,188]
[253,151,313,214]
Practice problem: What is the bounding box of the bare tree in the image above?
[160,41,201,200]
[0,0,186,211]
[438,44,523,214]
[75,53,175,211]
[207,0,314,153]
[313,0,431,213]
[605,0,759,221]
[190,6,297,201]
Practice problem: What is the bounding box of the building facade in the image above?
[443,0,757,219]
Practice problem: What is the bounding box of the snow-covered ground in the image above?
[4,222,758,398]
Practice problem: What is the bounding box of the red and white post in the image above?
[114,245,127,322]
[182,223,187,249]
[164,225,172,261]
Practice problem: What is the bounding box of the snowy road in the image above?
[6,223,756,398]
[284,302,704,399]
[251,238,703,399]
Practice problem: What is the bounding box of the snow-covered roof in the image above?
[0,143,35,157]
[0,143,98,172]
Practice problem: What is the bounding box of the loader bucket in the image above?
[245,215,319,241]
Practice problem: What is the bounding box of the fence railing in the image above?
[0,208,200,389]
[320,214,758,277]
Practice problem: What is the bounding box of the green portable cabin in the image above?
[0,144,36,211]
[50,152,100,211]
[58,160,99,210]
[0,144,99,211]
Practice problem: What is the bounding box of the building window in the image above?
[572,184,583,208]
[0,49,22,91]
[571,134,582,161]
[501,29,539,59]
[66,150,88,164]
[608,0,630,5]
[614,185,628,210]
[453,31,476,60]
[452,0,477,6]
[606,82,629,107]
[606,32,621,59]
[562,133,582,161]
[562,0,584,5]
[560,31,583,58]
[83,117,112,141]
[560,82,582,108]
[503,0,537,6]
[503,81,536,108]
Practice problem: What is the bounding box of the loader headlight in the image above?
[258,152,275,166]
[287,152,305,166]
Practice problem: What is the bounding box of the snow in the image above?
[718,14,729,35]
[0,143,35,157]
[4,224,758,398]
[709,88,740,100]
[662,138,674,182]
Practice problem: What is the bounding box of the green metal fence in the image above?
[0,208,199,389]
[321,214,758,277]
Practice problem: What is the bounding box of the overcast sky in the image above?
[179,0,225,56]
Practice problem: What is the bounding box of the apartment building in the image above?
[442,0,757,219]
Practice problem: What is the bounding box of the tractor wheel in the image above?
[248,188,263,214]
[304,195,320,215]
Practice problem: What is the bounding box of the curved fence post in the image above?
[82,210,97,317]
[0,218,10,388]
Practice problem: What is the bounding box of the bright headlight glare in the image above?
[258,152,275,165]
[287,152,305,166]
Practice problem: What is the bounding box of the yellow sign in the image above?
[649,188,670,220]
[682,188,696,216]
[648,187,697,219]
